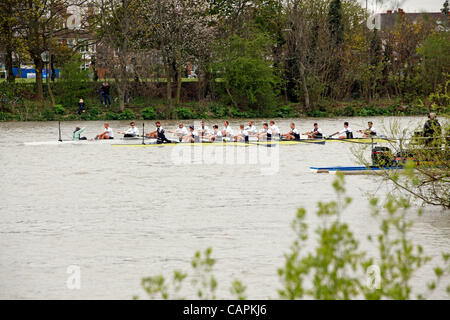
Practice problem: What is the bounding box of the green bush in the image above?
[209,104,227,118]
[104,111,120,120]
[175,107,195,119]
[229,107,249,118]
[0,111,15,121]
[275,105,295,118]
[119,109,135,120]
[53,104,65,115]
[343,106,356,116]
[306,109,328,117]
[40,108,56,121]
[141,107,157,120]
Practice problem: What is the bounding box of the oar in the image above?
[58,121,62,142]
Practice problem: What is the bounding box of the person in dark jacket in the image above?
[101,82,111,108]
[77,99,86,115]
[423,113,441,146]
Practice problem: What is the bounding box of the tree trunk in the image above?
[299,61,310,110]
[176,49,182,106]
[5,45,15,83]
[165,64,172,108]
[34,57,44,102]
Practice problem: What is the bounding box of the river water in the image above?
[0,117,449,299]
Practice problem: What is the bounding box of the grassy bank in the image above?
[1,95,445,122]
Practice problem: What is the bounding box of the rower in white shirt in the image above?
[256,123,272,141]
[199,121,210,138]
[184,125,200,143]
[234,124,249,142]
[244,120,257,135]
[303,123,323,139]
[269,121,280,139]
[96,122,114,140]
[331,122,354,139]
[168,122,189,142]
[222,120,234,139]
[282,123,300,141]
[207,125,223,141]
[118,121,139,137]
[357,121,377,138]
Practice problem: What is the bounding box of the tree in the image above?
[138,0,213,107]
[93,0,139,111]
[442,0,449,15]
[0,0,22,83]
[328,0,343,46]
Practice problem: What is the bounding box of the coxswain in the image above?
[73,127,87,140]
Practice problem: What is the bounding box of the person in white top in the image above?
[269,121,280,138]
[184,125,200,143]
[199,121,210,138]
[234,124,249,142]
[207,125,223,141]
[256,123,272,141]
[96,122,114,140]
[358,121,377,138]
[221,120,234,138]
[118,121,139,137]
[303,123,323,139]
[244,120,257,135]
[282,123,301,140]
[168,122,189,142]
[331,122,354,139]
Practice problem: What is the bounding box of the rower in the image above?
[331,122,353,139]
[96,123,114,140]
[357,121,377,138]
[234,125,249,142]
[269,121,280,139]
[184,125,200,143]
[282,123,300,141]
[73,127,87,140]
[222,120,234,139]
[153,121,171,144]
[256,123,272,141]
[199,121,210,138]
[304,123,323,139]
[244,121,257,136]
[208,125,223,141]
[118,121,139,137]
[168,122,188,142]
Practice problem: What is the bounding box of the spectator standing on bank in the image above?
[77,98,86,115]
[101,82,111,108]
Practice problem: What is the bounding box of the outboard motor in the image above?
[372,146,393,166]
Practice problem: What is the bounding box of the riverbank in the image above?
[1,96,445,122]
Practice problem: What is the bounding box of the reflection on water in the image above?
[0,117,448,299]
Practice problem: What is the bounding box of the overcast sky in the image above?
[358,0,445,13]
